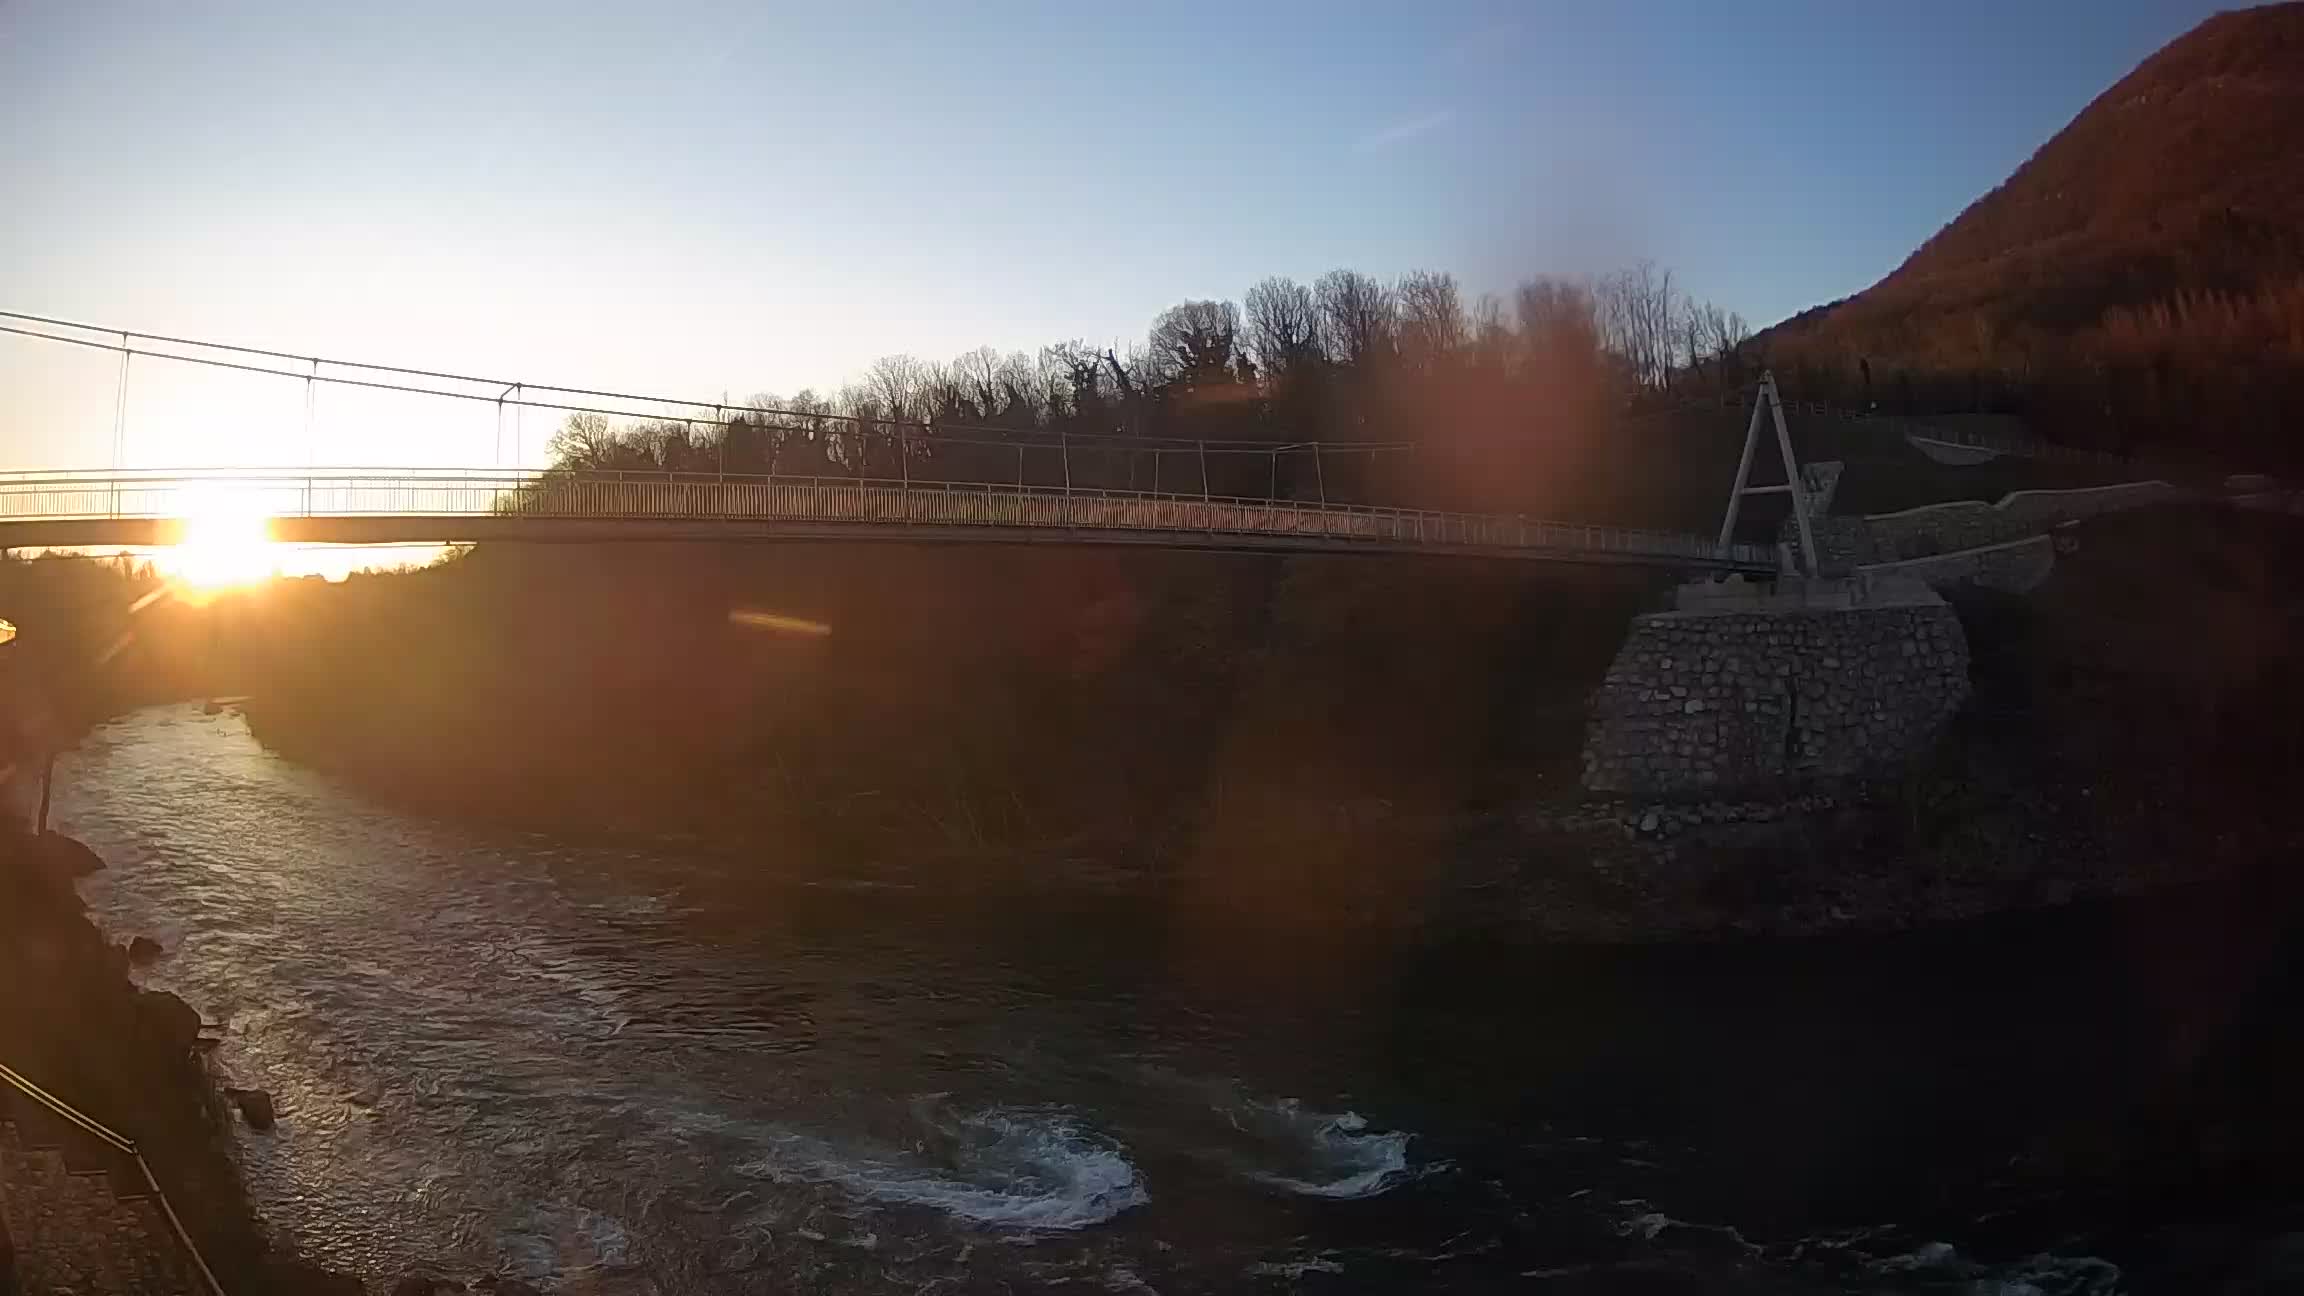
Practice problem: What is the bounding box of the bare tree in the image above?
[547,412,620,469]
[994,351,1045,423]
[1042,341,1108,421]
[1147,300,1243,385]
[1316,270,1396,367]
[633,418,692,469]
[1396,270,1470,374]
[1680,298,1712,388]
[761,388,842,475]
[1470,293,1512,372]
[1709,307,1751,371]
[859,353,938,470]
[864,354,933,427]
[1672,300,1753,390]
[1243,276,1321,381]
[1516,277,1601,361]
[1596,260,1679,391]
[949,346,1006,417]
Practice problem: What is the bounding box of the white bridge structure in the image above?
[0,469,1775,569]
[0,311,1782,572]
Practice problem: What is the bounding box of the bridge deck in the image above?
[0,471,1781,572]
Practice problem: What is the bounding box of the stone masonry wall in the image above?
[1794,479,2182,571]
[1582,601,1969,797]
[0,1120,196,1296]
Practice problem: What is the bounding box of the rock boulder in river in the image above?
[127,934,164,964]
[225,1085,277,1131]
[36,830,105,878]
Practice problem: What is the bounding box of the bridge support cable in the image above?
[1,310,1418,476]
[303,357,320,468]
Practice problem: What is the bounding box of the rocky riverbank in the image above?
[0,825,362,1294]
[1482,774,2293,942]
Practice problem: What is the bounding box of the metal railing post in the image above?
[304,357,319,467]
[109,334,132,515]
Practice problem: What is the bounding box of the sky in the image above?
[0,0,2238,471]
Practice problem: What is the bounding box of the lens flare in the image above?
[159,489,280,597]
[728,609,833,637]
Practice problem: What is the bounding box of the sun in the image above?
[159,490,282,595]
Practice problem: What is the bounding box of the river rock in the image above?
[127,935,165,964]
[36,830,105,877]
[225,1086,278,1132]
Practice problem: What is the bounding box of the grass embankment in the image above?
[234,544,1661,880]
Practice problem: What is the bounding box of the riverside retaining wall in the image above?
[1792,478,2183,571]
[1857,533,2059,594]
[1582,579,1969,797]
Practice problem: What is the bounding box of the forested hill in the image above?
[1758,3,2304,467]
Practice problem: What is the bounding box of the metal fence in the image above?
[0,468,1780,569]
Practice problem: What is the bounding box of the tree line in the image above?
[544,263,1756,515]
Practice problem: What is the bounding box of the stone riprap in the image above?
[1582,582,1969,797]
[1858,533,2057,594]
[1771,460,1845,576]
[1791,479,2182,571]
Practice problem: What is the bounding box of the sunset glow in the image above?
[156,491,281,596]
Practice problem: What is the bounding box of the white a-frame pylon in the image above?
[1716,370,1818,576]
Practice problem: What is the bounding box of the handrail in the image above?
[0,1057,228,1296]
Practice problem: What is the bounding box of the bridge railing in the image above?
[0,469,1778,568]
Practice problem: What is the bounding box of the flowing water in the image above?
[47,705,2282,1292]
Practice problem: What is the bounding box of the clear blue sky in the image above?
[0,0,2233,465]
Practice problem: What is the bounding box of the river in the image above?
[47,704,2290,1293]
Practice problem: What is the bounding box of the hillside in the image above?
[1761,3,2304,466]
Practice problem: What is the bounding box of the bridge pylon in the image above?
[1715,371,1818,577]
